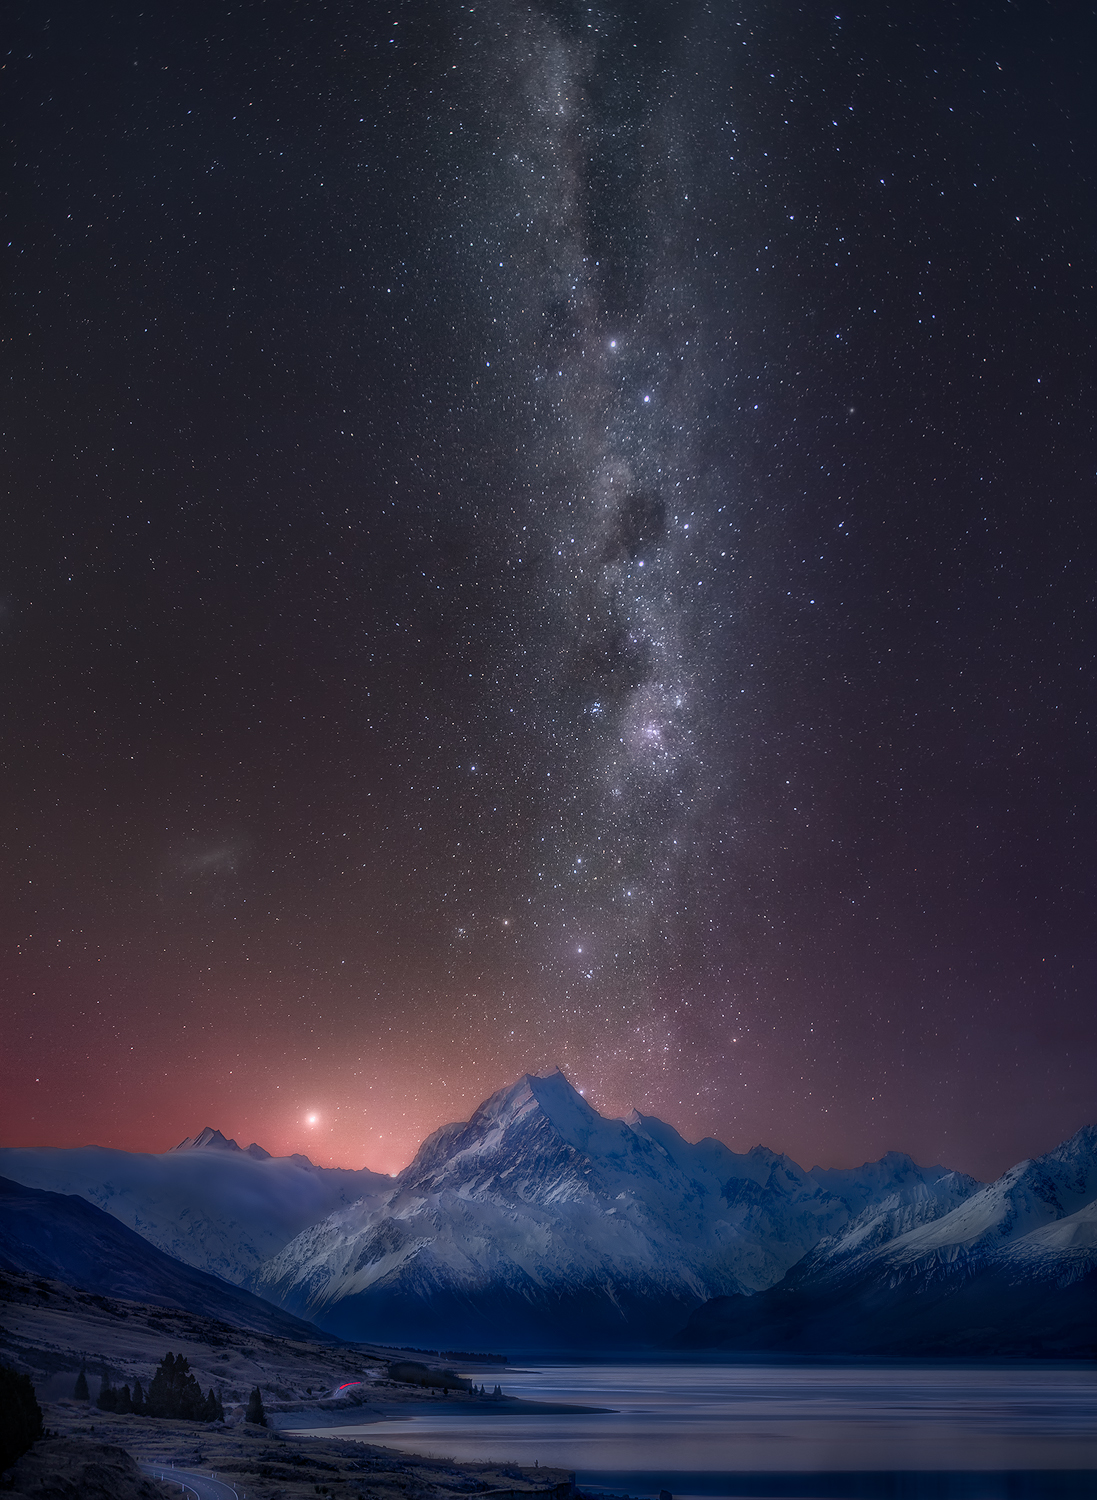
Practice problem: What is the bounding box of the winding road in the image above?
[140,1461,242,1500]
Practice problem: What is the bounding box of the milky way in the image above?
[431,1,739,1091]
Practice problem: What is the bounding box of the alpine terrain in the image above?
[245,1070,976,1347]
[677,1122,1097,1356]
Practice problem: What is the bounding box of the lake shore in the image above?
[297,1360,1097,1478]
[272,1393,612,1432]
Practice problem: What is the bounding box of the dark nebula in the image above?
[2,0,1094,1179]
[600,492,667,566]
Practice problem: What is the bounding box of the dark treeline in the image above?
[85,1353,224,1422]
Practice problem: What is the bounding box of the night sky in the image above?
[3,0,1095,1182]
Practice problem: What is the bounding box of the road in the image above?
[140,1460,242,1500]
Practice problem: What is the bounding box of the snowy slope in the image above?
[247,1070,970,1347]
[0,1130,390,1286]
[677,1122,1097,1356]
[883,1122,1097,1271]
[794,1170,982,1268]
[1010,1197,1097,1256]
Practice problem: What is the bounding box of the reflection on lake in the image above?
[290,1362,1097,1498]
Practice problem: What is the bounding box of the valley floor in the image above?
[1,1269,588,1500]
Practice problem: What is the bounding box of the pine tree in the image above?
[0,1363,44,1472]
[131,1378,146,1415]
[201,1386,225,1423]
[245,1386,267,1427]
[96,1374,117,1412]
[73,1366,89,1401]
[180,1367,204,1421]
[147,1352,176,1418]
[147,1352,201,1420]
[116,1383,133,1415]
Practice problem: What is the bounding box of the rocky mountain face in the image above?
[245,1070,973,1347]
[0,1134,391,1287]
[676,1123,1097,1357]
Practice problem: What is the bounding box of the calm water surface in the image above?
[291,1362,1097,1498]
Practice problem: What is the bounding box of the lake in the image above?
[288,1361,1097,1499]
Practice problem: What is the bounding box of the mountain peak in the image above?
[1049,1121,1097,1166]
[173,1127,239,1153]
[402,1069,624,1184]
[171,1127,271,1160]
[468,1068,594,1130]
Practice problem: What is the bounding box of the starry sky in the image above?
[3,0,1095,1182]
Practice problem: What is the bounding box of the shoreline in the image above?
[272,1394,612,1433]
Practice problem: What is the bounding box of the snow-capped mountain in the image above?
[0,1130,390,1287]
[246,1070,973,1347]
[678,1122,1097,1356]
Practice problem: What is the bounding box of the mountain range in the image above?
[676,1122,1097,1357]
[245,1071,978,1346]
[2,1070,1094,1354]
